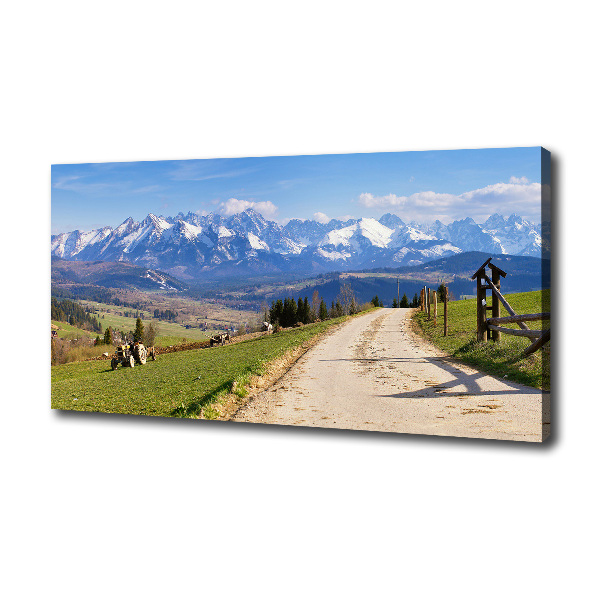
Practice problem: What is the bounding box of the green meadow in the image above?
[412,289,550,390]
[52,317,347,419]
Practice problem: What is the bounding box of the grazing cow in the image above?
[261,322,273,333]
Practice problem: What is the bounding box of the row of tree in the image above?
[153,308,179,321]
[268,283,362,328]
[380,284,451,308]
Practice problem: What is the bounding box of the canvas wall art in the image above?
[51,147,551,442]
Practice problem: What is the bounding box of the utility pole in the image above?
[397,277,400,308]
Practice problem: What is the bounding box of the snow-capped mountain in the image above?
[51,209,542,279]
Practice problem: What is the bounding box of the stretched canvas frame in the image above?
[51,147,551,442]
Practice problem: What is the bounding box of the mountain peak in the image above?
[484,213,506,229]
[378,213,405,229]
[51,210,542,274]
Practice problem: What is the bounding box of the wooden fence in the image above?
[471,258,550,356]
[420,284,449,336]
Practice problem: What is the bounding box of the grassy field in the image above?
[412,289,550,390]
[51,320,98,340]
[52,316,348,419]
[80,298,259,345]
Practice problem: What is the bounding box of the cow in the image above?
[261,322,273,333]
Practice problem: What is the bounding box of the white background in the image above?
[2,1,598,598]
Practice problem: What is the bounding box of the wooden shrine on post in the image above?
[471,258,506,342]
[471,258,551,355]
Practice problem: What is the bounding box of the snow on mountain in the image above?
[319,218,393,250]
[482,213,541,256]
[51,208,543,278]
[247,232,270,251]
[144,269,177,290]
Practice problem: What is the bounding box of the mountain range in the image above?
[51,209,542,280]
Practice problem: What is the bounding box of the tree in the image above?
[303,296,311,323]
[371,295,381,307]
[411,293,419,308]
[94,335,101,346]
[281,297,297,327]
[103,327,113,345]
[311,290,320,321]
[400,293,409,308]
[297,297,305,323]
[261,301,269,323]
[143,322,158,347]
[319,299,328,321]
[392,298,399,308]
[335,301,342,317]
[134,318,144,343]
[270,299,283,325]
[338,282,356,315]
[437,284,446,301]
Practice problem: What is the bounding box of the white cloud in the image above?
[313,211,331,224]
[218,198,279,219]
[359,193,406,208]
[358,180,542,223]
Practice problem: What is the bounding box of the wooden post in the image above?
[397,277,400,308]
[491,266,501,342]
[433,288,437,325]
[420,288,424,311]
[471,259,507,344]
[476,275,485,342]
[443,285,448,336]
[427,287,431,319]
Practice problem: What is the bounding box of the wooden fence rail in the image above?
[487,313,550,325]
[471,258,550,356]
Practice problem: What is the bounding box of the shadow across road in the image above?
[318,354,541,401]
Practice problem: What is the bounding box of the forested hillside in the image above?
[51,297,102,333]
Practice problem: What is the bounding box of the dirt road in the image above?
[232,308,548,442]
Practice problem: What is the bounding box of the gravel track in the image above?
[232,308,548,442]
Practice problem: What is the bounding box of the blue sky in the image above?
[51,147,543,234]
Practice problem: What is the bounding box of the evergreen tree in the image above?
[134,318,144,343]
[270,299,284,325]
[319,299,328,321]
[437,284,446,301]
[411,293,419,308]
[400,293,409,308]
[392,298,399,308]
[103,327,113,345]
[281,298,298,327]
[94,335,101,346]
